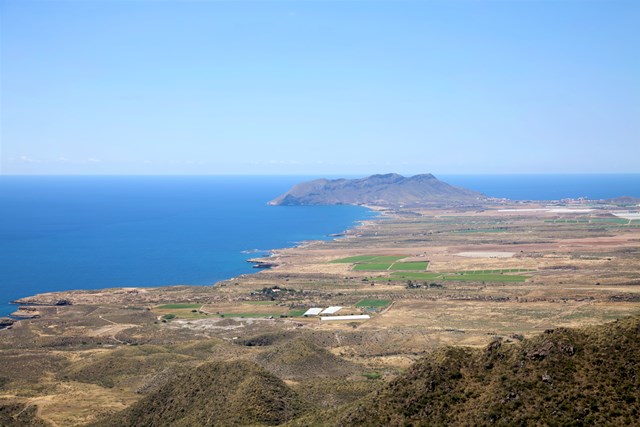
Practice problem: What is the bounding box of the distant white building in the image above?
[320,315,370,321]
[302,307,323,316]
[320,306,342,315]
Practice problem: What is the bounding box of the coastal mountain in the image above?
[268,173,485,206]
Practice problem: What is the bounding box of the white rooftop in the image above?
[320,306,342,315]
[613,212,640,220]
[303,307,323,316]
[320,315,370,321]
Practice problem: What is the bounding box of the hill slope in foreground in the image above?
[268,173,485,206]
[321,316,640,426]
[80,317,640,427]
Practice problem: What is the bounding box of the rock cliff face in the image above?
[268,173,484,207]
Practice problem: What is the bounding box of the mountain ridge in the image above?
[301,316,640,426]
[268,173,485,207]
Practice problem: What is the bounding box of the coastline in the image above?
[7,196,639,313]
[4,174,639,317]
[2,197,640,425]
[8,204,385,311]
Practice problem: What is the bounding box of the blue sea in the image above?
[1,174,639,317]
[0,176,374,317]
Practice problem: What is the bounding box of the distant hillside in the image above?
[320,316,640,426]
[603,196,640,206]
[268,173,485,207]
[255,338,361,380]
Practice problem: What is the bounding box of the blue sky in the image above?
[1,0,638,175]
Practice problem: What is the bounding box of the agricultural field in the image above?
[352,263,396,271]
[388,261,429,270]
[355,299,391,308]
[335,255,429,272]
[386,269,531,282]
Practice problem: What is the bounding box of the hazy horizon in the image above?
[13,172,640,178]
[2,0,639,176]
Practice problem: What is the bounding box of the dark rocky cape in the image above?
[268,173,485,207]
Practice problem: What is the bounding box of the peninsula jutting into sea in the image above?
[1,174,639,426]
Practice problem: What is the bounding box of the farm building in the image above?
[320,315,370,321]
[302,308,323,316]
[320,306,342,315]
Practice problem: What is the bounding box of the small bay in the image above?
[0,176,374,317]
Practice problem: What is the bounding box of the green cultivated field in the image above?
[353,263,395,271]
[336,255,429,272]
[389,261,429,271]
[288,309,306,317]
[355,299,391,308]
[337,255,529,279]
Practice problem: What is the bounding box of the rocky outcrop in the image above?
[10,307,41,319]
[11,298,72,306]
[247,258,278,269]
[0,318,15,330]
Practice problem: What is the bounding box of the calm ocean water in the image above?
[0,176,374,317]
[1,174,639,317]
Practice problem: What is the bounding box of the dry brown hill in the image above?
[95,359,309,427]
[326,316,640,426]
[255,338,361,380]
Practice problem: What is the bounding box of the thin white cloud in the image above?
[260,160,302,165]
[87,158,102,163]
[19,155,40,163]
